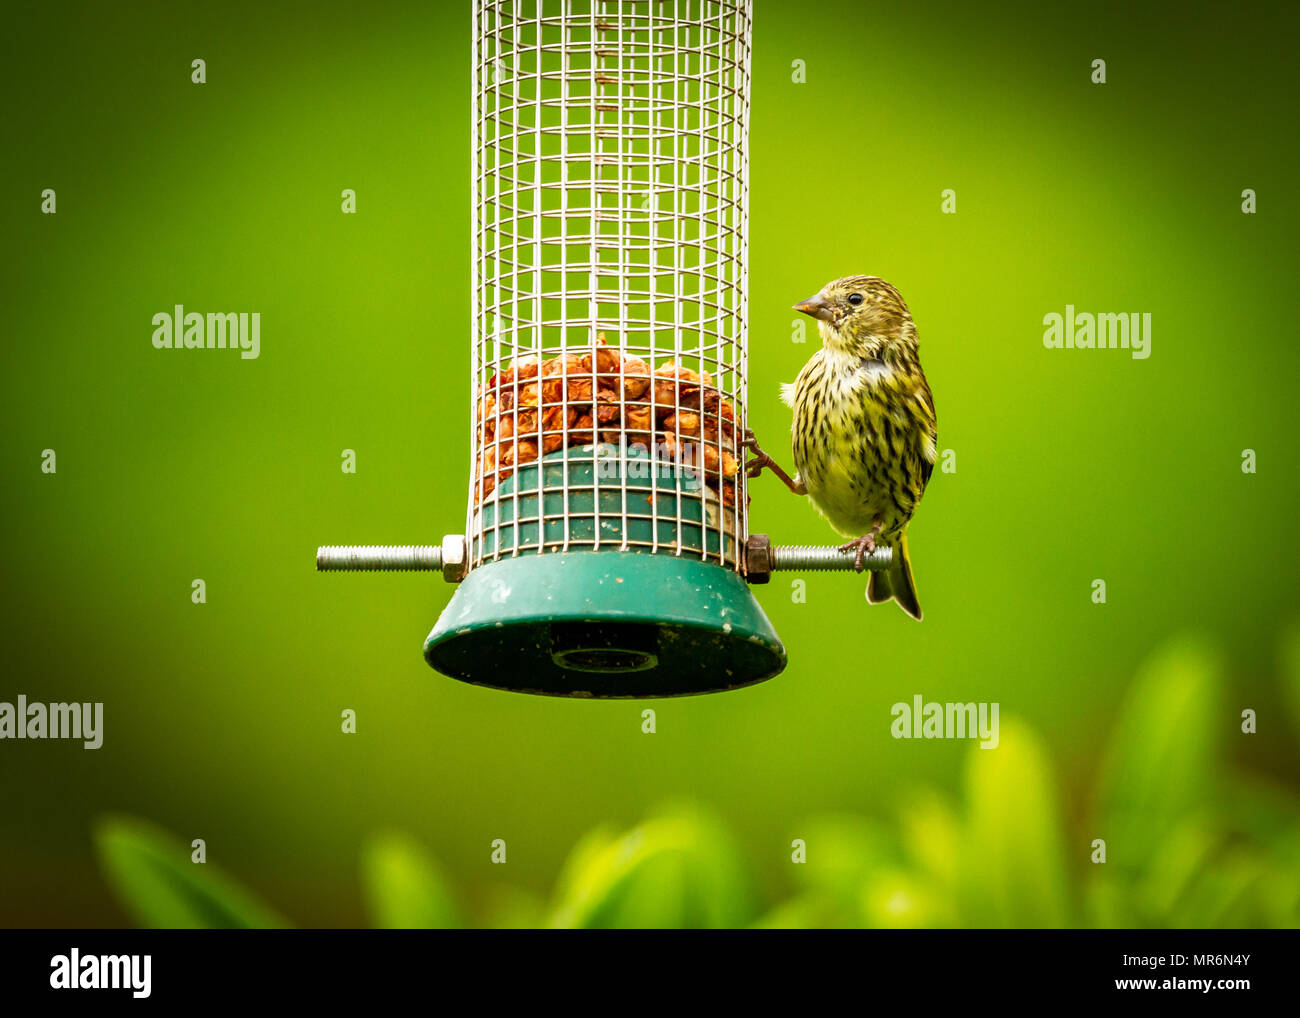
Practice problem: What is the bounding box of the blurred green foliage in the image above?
[95,633,1300,929]
[95,817,288,929]
[360,831,464,929]
[548,803,758,928]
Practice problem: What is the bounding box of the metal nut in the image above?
[441,534,468,583]
[745,534,772,584]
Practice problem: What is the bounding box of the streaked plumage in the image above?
[783,275,937,619]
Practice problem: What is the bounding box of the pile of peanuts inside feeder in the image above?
[475,335,742,506]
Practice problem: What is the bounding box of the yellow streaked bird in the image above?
[746,275,937,619]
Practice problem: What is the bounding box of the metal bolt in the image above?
[317,536,884,586]
[745,534,893,583]
[317,542,453,579]
[772,542,893,571]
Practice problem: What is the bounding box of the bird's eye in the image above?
[847,293,864,306]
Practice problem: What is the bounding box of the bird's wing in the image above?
[915,376,938,490]
[779,381,797,408]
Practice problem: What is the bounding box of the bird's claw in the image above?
[838,534,877,573]
[742,427,806,495]
[742,428,768,477]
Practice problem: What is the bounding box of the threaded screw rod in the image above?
[743,534,893,583]
[316,545,442,572]
[315,537,882,585]
[769,544,893,571]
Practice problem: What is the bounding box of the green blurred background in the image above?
[3,0,1298,927]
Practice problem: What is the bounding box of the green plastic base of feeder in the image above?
[424,551,786,698]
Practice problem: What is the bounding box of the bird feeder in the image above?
[317,0,892,698]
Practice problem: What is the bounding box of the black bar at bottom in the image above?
[0,929,1291,1006]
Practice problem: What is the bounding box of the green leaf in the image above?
[859,867,945,928]
[1221,776,1300,855]
[898,790,962,890]
[549,803,756,929]
[1169,850,1263,928]
[961,718,1070,927]
[1153,830,1263,929]
[1255,869,1300,929]
[1096,637,1221,869]
[1135,816,1220,922]
[790,813,899,903]
[94,816,288,929]
[752,892,856,929]
[361,831,464,929]
[1083,873,1138,929]
[549,823,620,910]
[480,883,546,929]
[1130,816,1271,928]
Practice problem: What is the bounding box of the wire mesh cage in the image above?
[422,0,780,696]
[468,0,752,572]
[318,1,838,698]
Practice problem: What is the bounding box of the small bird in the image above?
[746,275,937,619]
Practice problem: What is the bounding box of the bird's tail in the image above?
[867,532,923,620]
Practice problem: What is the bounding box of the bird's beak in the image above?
[794,293,833,322]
